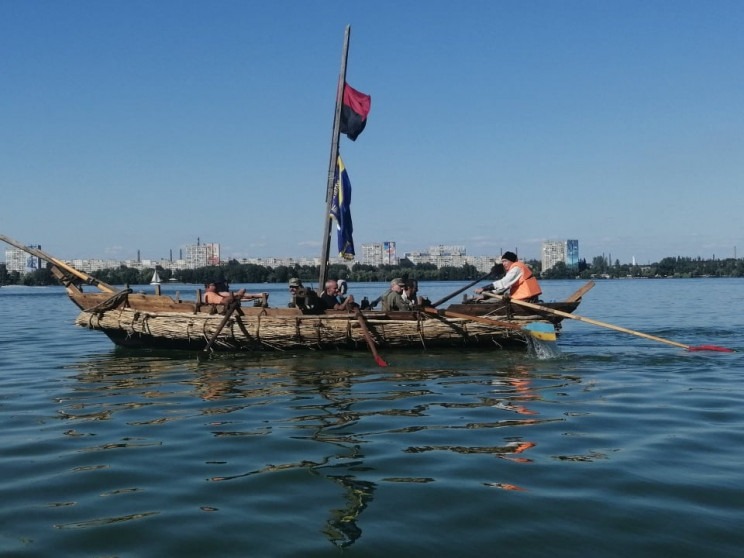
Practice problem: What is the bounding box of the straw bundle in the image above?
[75,307,527,351]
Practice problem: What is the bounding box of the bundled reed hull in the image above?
[64,283,584,352]
[73,302,534,352]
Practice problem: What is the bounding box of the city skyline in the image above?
[9,234,739,278]
[3,3,743,265]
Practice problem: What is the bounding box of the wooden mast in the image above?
[318,25,351,292]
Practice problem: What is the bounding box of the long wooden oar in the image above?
[354,308,388,366]
[423,307,556,342]
[430,265,501,308]
[483,292,734,352]
[0,233,115,293]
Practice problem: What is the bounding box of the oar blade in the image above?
[687,345,735,353]
[374,355,389,367]
[528,330,557,342]
[523,322,557,342]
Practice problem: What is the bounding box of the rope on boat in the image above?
[314,319,322,345]
[233,312,253,344]
[82,289,132,313]
[125,310,138,340]
[186,318,195,343]
[416,311,427,348]
[201,317,210,342]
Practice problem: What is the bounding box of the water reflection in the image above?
[60,351,581,549]
[322,474,375,547]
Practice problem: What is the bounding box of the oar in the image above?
[430,265,502,308]
[482,292,734,352]
[354,308,388,366]
[203,300,241,353]
[0,233,115,293]
[423,307,556,342]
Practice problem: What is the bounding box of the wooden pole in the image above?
[318,25,351,292]
[0,233,115,293]
[430,265,499,307]
[482,292,733,352]
[354,308,388,366]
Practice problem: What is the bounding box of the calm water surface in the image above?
[1,279,742,557]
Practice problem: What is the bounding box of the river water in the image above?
[1,279,742,557]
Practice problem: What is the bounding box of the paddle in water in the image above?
[355,308,388,366]
[482,292,735,353]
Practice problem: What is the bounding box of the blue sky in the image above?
[2,1,743,264]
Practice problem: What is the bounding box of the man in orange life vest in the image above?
[474,251,542,302]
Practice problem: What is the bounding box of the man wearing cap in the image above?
[288,277,322,313]
[381,278,412,312]
[474,251,542,302]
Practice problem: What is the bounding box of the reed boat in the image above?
[70,288,587,353]
[0,27,592,356]
[0,233,590,354]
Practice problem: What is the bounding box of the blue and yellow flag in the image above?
[330,156,355,260]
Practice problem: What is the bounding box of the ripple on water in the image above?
[1,283,744,556]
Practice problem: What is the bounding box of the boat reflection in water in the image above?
[60,350,575,548]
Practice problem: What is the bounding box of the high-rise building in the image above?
[542,240,579,271]
[565,239,579,269]
[5,245,42,274]
[185,241,220,269]
[405,245,467,268]
[361,242,397,266]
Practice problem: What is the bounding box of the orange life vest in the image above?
[510,261,542,300]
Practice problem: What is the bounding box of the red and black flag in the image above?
[340,83,371,141]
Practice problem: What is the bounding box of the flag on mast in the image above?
[330,156,355,260]
[339,83,371,141]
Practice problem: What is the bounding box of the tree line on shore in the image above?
[3,255,744,287]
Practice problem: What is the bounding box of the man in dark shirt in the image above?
[288,277,322,313]
[320,279,355,310]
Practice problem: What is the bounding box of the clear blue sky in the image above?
[2,1,743,265]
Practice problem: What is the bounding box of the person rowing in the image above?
[474,251,541,302]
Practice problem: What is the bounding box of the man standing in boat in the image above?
[474,252,542,302]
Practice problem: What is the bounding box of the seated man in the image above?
[401,279,430,308]
[402,279,418,306]
[204,277,268,305]
[288,277,322,313]
[381,278,412,312]
[204,278,244,305]
[319,279,355,311]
